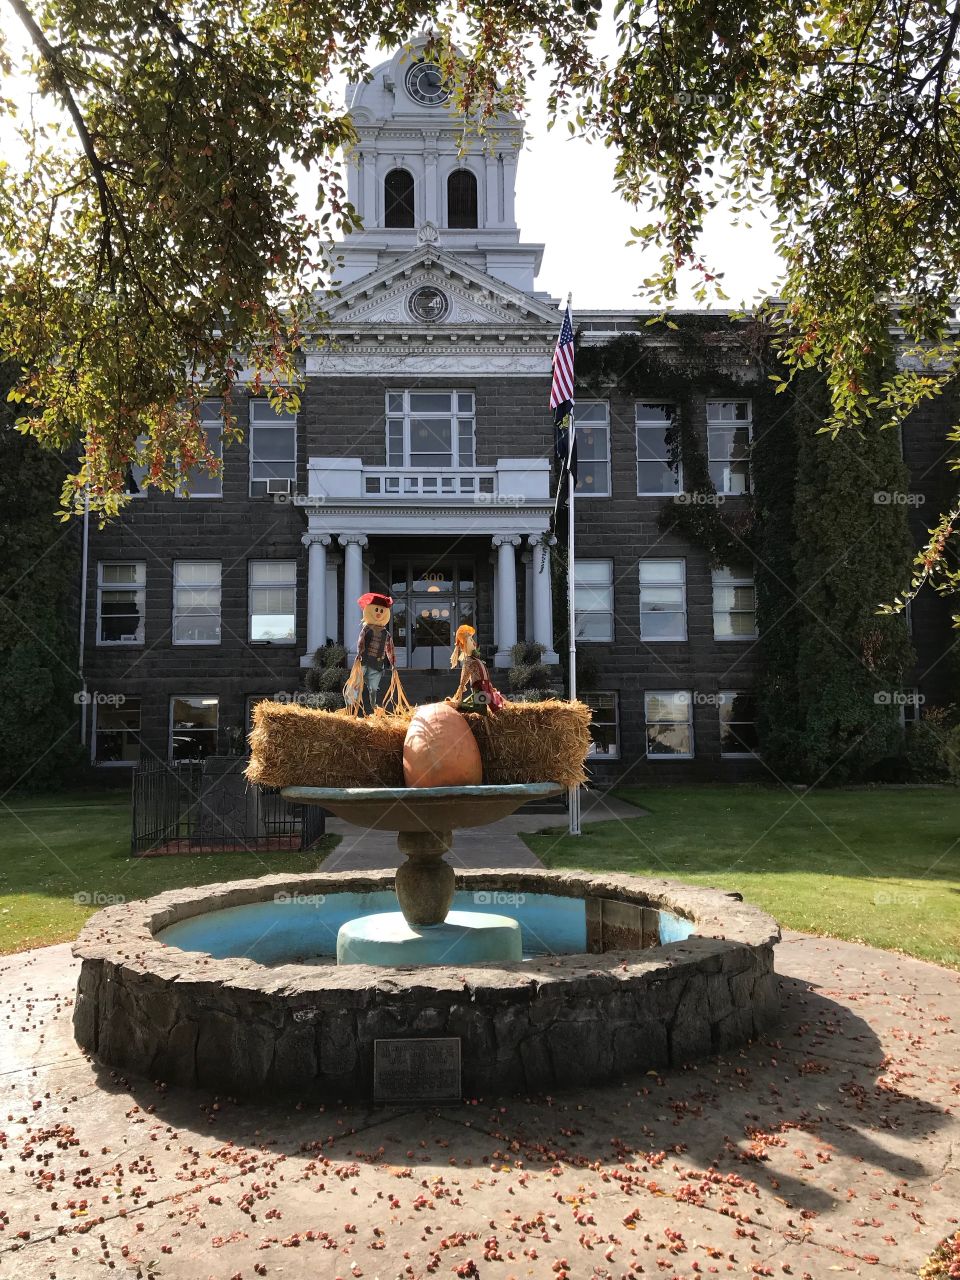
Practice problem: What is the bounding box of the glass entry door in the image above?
[388,557,476,669]
[411,597,454,669]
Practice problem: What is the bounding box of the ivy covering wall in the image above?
[0,364,82,791]
[574,321,916,781]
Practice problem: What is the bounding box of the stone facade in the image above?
[72,869,781,1097]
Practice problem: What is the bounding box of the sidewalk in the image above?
[320,787,648,871]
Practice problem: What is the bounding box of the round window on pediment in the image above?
[409,285,449,323]
[405,61,451,106]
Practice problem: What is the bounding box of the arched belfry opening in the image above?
[384,168,415,228]
[447,168,478,229]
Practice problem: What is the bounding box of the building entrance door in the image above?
[389,557,476,670]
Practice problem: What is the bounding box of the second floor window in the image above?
[574,559,614,642]
[249,560,296,643]
[636,402,681,495]
[707,399,752,495]
[386,391,476,469]
[173,561,221,645]
[573,402,611,496]
[249,399,297,496]
[385,168,415,228]
[97,562,145,645]
[712,566,758,639]
[447,168,478,228]
[639,558,687,641]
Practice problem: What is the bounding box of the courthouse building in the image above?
[78,41,950,782]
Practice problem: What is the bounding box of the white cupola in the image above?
[337,39,544,294]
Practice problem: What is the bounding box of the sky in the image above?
[1,9,784,312]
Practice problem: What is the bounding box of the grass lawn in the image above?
[0,790,339,955]
[525,784,960,970]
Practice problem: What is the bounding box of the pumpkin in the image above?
[403,702,483,788]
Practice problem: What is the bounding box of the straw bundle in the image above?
[246,701,411,789]
[465,699,593,789]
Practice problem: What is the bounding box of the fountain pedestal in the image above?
[281,782,561,966]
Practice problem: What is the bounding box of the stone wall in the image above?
[73,869,781,1098]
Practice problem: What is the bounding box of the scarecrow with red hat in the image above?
[343,592,412,716]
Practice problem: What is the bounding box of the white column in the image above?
[485,148,498,226]
[528,535,559,664]
[339,534,368,658]
[425,148,439,225]
[301,533,331,667]
[493,535,520,668]
[362,154,377,226]
[502,149,518,227]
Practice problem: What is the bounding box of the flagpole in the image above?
[565,292,581,837]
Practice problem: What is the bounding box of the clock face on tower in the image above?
[405,61,450,106]
[408,286,449,323]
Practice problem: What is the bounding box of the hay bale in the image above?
[464,699,593,789]
[245,701,411,789]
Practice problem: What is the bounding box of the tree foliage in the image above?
[4,0,960,587]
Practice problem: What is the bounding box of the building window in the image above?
[639,558,687,641]
[178,400,223,497]
[249,560,296,644]
[173,561,221,645]
[384,167,415,228]
[97,562,145,645]
[574,560,614,642]
[586,693,620,759]
[644,691,694,758]
[249,399,297,496]
[447,168,478,228]
[385,390,475,469]
[636,402,681,494]
[712,566,757,640]
[574,402,610,496]
[707,399,752,495]
[125,433,149,497]
[92,696,141,766]
[170,696,219,761]
[719,691,759,757]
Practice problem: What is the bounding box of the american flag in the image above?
[550,303,577,483]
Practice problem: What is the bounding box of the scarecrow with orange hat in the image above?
[447,624,505,714]
[343,592,412,716]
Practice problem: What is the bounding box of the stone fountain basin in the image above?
[72,869,782,1098]
[280,782,562,832]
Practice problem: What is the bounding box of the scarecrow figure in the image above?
[343,592,412,716]
[447,624,505,713]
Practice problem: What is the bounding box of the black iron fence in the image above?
[131,756,326,855]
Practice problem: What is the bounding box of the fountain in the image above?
[280,782,560,966]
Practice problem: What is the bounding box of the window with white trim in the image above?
[712,566,757,640]
[93,696,141,766]
[636,402,681,495]
[173,561,221,645]
[574,560,614,642]
[573,401,610,496]
[639,558,687,641]
[97,562,145,645]
[385,391,475,469]
[249,560,296,644]
[170,695,219,761]
[178,400,223,497]
[719,691,759,757]
[706,399,752,495]
[586,692,620,759]
[249,399,297,496]
[644,691,694,758]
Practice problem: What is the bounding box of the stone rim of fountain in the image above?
[72,868,781,1097]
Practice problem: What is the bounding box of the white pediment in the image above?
[323,247,561,332]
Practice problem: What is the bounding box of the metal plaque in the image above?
[373,1037,462,1103]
